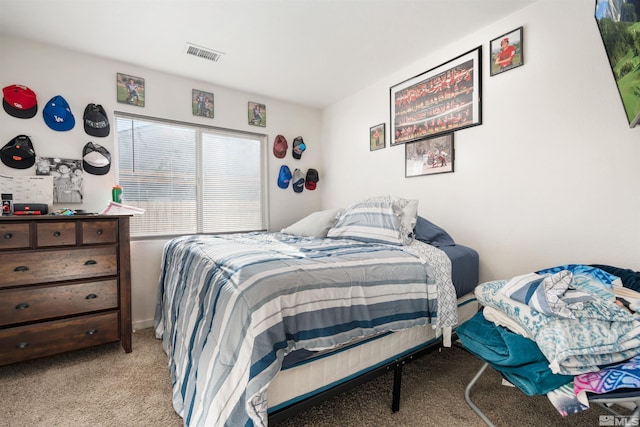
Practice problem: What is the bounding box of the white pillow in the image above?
[280,208,341,238]
[327,200,403,245]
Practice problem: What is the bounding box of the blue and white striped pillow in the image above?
[326,200,402,245]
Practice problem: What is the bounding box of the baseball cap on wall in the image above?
[305,168,319,190]
[83,104,110,137]
[82,142,111,175]
[1,135,36,169]
[43,95,75,131]
[273,135,288,158]
[292,168,304,193]
[277,165,292,188]
[2,84,38,119]
[292,136,306,159]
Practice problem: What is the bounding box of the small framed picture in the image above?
[370,123,386,151]
[192,89,214,118]
[248,101,266,127]
[490,26,524,76]
[117,73,145,107]
[405,133,454,177]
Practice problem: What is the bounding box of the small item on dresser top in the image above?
[292,168,304,193]
[83,103,110,137]
[1,135,36,169]
[273,135,288,158]
[1,193,13,216]
[112,185,123,203]
[292,136,305,159]
[2,84,38,119]
[13,203,48,215]
[42,95,75,131]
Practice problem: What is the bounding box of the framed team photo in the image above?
[370,123,385,151]
[390,46,482,145]
[490,26,524,76]
[248,102,266,127]
[192,89,214,118]
[117,73,145,107]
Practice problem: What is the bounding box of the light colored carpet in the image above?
[0,328,613,427]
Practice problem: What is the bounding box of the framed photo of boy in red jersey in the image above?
[490,27,524,76]
[390,46,482,146]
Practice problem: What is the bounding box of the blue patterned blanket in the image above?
[154,232,457,426]
[475,266,640,375]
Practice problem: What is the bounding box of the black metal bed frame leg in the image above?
[392,362,403,412]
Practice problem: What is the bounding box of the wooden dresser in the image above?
[0,215,132,366]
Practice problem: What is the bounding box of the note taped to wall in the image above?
[0,175,54,206]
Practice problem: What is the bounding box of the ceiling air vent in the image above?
[185,43,224,62]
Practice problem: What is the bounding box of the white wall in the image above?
[320,1,640,282]
[0,35,323,328]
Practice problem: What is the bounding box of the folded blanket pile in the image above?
[457,311,573,395]
[475,265,640,375]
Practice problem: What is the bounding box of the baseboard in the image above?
[133,318,154,331]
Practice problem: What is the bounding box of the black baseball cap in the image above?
[1,135,36,169]
[83,103,110,137]
[82,142,111,175]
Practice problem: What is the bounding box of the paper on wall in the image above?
[0,174,54,206]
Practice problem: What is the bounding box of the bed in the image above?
[154,196,479,426]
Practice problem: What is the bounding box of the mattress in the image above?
[268,292,479,412]
[268,243,480,413]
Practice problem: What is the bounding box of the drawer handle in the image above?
[84,260,97,266]
[86,329,98,336]
[15,303,30,310]
[85,294,98,300]
[3,232,12,239]
[14,265,29,272]
[16,342,29,349]
[96,229,103,235]
[53,231,61,237]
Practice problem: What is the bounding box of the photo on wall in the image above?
[35,157,84,203]
[192,89,214,118]
[490,26,524,76]
[248,101,266,127]
[117,73,145,107]
[370,123,385,151]
[405,133,454,177]
[390,46,482,145]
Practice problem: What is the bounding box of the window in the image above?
[115,112,268,238]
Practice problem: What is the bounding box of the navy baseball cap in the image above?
[292,168,304,193]
[292,136,306,159]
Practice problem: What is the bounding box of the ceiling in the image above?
[0,0,537,109]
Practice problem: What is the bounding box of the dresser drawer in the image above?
[0,280,118,327]
[82,220,117,245]
[0,311,119,366]
[0,223,30,250]
[37,221,77,247]
[0,246,118,288]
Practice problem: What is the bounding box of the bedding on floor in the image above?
[461,263,640,420]
[154,231,460,426]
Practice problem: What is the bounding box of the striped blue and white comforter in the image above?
[154,232,457,426]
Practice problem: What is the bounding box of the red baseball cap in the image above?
[2,84,38,119]
[273,134,288,158]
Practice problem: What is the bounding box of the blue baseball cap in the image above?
[277,165,292,188]
[43,95,75,131]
